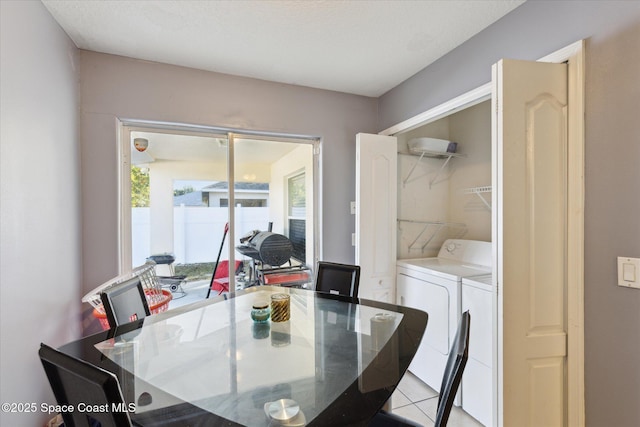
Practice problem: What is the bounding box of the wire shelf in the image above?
[462,186,492,210]
[398,219,468,252]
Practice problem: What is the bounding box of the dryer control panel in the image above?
[437,239,492,267]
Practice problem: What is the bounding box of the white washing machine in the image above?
[396,239,492,400]
[461,273,493,426]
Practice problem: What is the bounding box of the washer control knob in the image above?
[446,242,457,253]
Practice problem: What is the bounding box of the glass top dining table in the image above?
[60,286,428,426]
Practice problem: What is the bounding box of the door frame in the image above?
[116,120,321,289]
[379,40,585,426]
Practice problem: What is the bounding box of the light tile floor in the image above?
[390,371,483,427]
[168,281,483,427]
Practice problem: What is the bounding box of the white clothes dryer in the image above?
[396,239,491,400]
[461,273,493,426]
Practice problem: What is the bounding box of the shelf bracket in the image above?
[400,150,464,188]
[463,186,492,210]
[429,155,453,189]
[402,151,426,187]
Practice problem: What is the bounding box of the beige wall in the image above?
[447,101,491,241]
[0,2,81,426]
[79,51,377,293]
[395,102,492,259]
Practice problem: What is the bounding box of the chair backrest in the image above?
[39,343,132,427]
[314,261,361,298]
[213,260,242,280]
[100,276,150,329]
[434,310,471,427]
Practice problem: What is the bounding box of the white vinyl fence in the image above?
[132,206,270,266]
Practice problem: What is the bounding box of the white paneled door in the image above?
[493,59,569,427]
[355,133,397,303]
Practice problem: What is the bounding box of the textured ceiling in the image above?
[42,0,524,97]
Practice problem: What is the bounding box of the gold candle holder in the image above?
[270,293,290,322]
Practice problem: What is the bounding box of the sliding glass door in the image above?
[232,135,316,284]
[121,124,318,293]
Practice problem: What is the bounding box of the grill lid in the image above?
[250,232,293,266]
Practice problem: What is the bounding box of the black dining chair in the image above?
[100,276,150,329]
[314,261,361,298]
[39,343,132,427]
[370,310,471,427]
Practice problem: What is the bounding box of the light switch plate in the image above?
[350,201,356,215]
[617,257,640,289]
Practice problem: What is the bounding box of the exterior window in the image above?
[288,172,306,262]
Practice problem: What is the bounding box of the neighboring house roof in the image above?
[173,191,205,206]
[202,182,269,192]
[174,182,270,206]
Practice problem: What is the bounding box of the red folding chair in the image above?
[210,260,243,295]
[206,223,244,298]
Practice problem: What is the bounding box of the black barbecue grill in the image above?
[236,231,311,287]
[237,231,293,266]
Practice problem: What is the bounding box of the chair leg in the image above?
[214,278,230,294]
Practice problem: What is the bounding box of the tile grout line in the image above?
[413,401,436,424]
[391,389,413,409]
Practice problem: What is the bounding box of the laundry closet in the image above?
[396,100,492,256]
[357,48,582,427]
[394,100,494,426]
